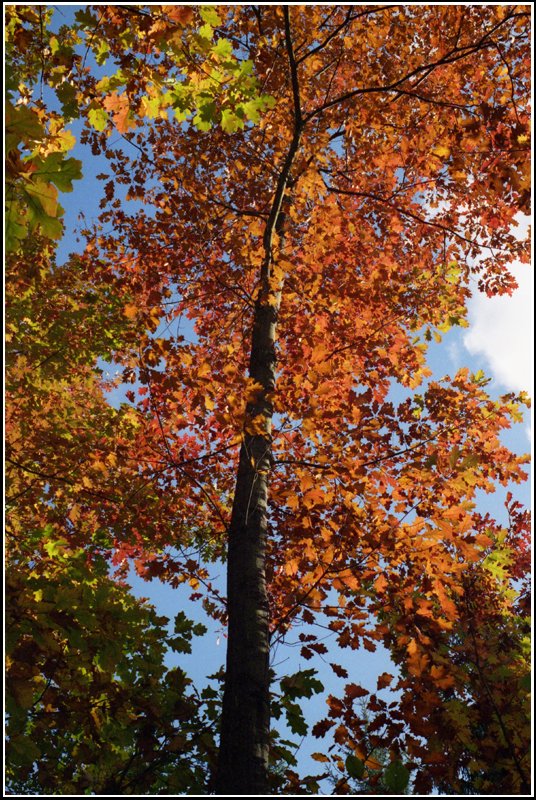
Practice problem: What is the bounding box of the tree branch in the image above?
[305,11,525,121]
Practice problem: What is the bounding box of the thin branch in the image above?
[208,196,268,220]
[305,12,525,122]
[259,11,305,281]
[322,182,501,252]
[283,7,303,127]
[5,457,118,503]
[296,7,354,65]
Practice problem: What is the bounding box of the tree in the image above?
[310,494,530,795]
[6,529,221,795]
[6,5,531,795]
[5,7,226,794]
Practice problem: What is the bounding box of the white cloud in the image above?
[463,215,533,395]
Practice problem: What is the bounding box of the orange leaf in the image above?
[345,683,369,700]
[373,573,388,594]
[162,5,194,24]
[407,638,418,656]
[123,304,138,320]
[102,91,134,134]
[377,672,394,690]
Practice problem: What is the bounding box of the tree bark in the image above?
[215,166,301,793]
[215,174,300,796]
[215,13,303,792]
[214,298,278,795]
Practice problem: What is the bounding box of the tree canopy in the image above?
[5,5,531,795]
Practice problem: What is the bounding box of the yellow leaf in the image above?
[90,707,102,729]
[311,752,330,763]
[56,129,76,152]
[198,361,211,379]
[123,304,137,319]
[432,144,450,158]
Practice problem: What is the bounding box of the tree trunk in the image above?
[214,299,278,795]
[216,18,302,784]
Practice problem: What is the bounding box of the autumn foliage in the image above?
[5,5,531,795]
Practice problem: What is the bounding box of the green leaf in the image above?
[36,154,83,192]
[5,201,28,252]
[43,538,70,558]
[49,35,60,55]
[221,109,241,134]
[239,59,254,76]
[95,39,110,66]
[171,612,207,651]
[88,107,109,131]
[280,669,324,699]
[5,102,45,151]
[346,754,365,779]
[212,38,233,59]
[261,93,276,109]
[8,678,38,710]
[174,611,190,634]
[283,700,308,736]
[460,453,479,469]
[23,187,64,243]
[520,673,531,691]
[192,621,207,637]
[240,98,263,123]
[200,6,222,26]
[96,68,129,93]
[24,178,58,216]
[169,636,189,654]
[55,81,79,119]
[445,262,461,283]
[141,94,163,119]
[8,734,42,767]
[198,23,214,41]
[74,8,99,28]
[383,760,410,792]
[194,100,217,131]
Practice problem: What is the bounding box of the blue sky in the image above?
[43,2,533,782]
